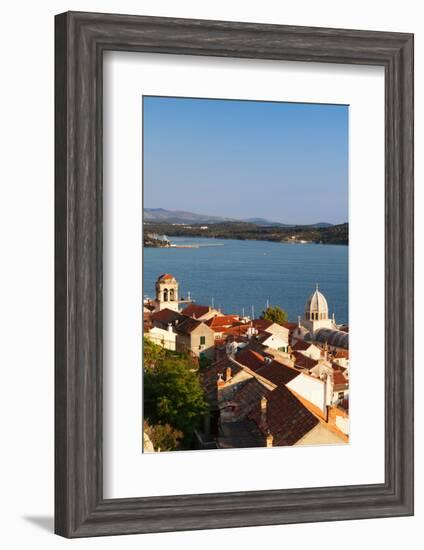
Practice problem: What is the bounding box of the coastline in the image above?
[144,235,348,248]
[144,221,348,247]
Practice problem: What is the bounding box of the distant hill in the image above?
[304,222,334,228]
[144,208,333,228]
[244,217,332,228]
[243,217,291,227]
[144,208,236,224]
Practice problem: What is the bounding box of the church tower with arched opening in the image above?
[154,273,180,312]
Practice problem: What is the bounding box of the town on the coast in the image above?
[143,273,349,452]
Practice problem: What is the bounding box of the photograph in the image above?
[142,96,349,452]
[0,1,415,544]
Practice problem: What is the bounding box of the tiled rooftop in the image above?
[181,304,211,318]
[256,360,300,387]
[235,348,266,372]
[248,385,319,446]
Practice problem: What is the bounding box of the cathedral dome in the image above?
[304,285,329,321]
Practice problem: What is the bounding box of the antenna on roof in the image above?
[251,305,255,320]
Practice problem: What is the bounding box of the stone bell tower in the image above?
[154,273,180,312]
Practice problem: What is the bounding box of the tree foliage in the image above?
[143,335,167,368]
[144,420,183,452]
[144,221,349,245]
[260,305,288,324]
[143,338,207,445]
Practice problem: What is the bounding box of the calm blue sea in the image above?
[143,237,348,325]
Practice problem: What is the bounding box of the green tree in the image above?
[260,305,288,324]
[143,340,207,445]
[144,420,183,452]
[143,336,167,369]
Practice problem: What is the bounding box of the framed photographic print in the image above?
[55,11,414,537]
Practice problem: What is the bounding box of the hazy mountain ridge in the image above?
[144,208,236,224]
[145,208,334,228]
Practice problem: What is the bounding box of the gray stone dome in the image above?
[305,284,329,320]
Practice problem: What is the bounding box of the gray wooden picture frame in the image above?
[55,11,414,538]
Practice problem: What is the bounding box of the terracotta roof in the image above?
[214,338,227,347]
[151,308,185,326]
[333,349,349,359]
[236,348,266,372]
[252,319,273,331]
[256,360,300,387]
[255,331,273,344]
[333,370,348,389]
[331,362,347,372]
[158,273,175,281]
[288,388,328,421]
[201,357,244,402]
[231,378,272,421]
[181,304,211,318]
[217,334,249,347]
[292,340,311,352]
[221,325,250,337]
[206,315,240,329]
[293,352,318,370]
[174,316,203,335]
[281,321,297,331]
[248,386,319,446]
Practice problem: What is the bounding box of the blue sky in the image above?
[143,96,348,225]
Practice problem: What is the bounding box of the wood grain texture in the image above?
[54,11,414,538]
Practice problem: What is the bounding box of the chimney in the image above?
[266,431,274,448]
[225,366,232,382]
[217,373,225,388]
[260,396,268,429]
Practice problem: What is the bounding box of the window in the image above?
[200,336,206,345]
